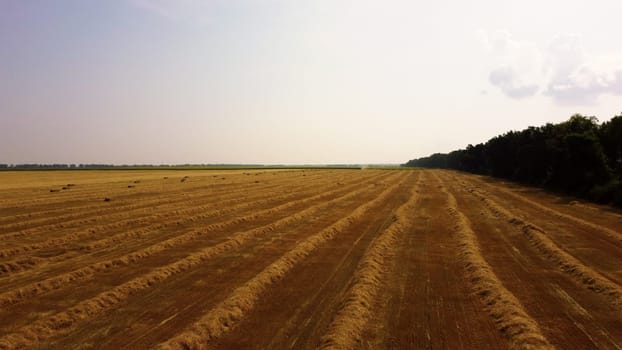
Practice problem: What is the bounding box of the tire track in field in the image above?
[211,173,416,350]
[56,173,404,349]
[466,175,622,244]
[0,177,201,211]
[434,173,554,350]
[154,175,409,350]
[456,173,622,284]
[0,172,385,274]
[0,185,281,259]
[362,170,507,349]
[0,172,273,220]
[0,171,370,257]
[0,188,293,276]
[76,174,374,254]
[0,169,333,231]
[0,171,282,213]
[0,173,405,350]
[440,171,622,349]
[0,172,394,308]
[0,179,249,233]
[0,172,390,280]
[0,179,217,224]
[318,174,421,349]
[0,175,380,330]
[0,187,298,260]
[0,182,260,236]
[452,174,622,309]
[0,171,330,238]
[0,257,44,276]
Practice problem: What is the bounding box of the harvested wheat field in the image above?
[1,168,621,350]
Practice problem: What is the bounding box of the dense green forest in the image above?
[404,113,622,206]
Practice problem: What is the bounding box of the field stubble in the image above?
[0,169,621,349]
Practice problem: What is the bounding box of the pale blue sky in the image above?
[1,0,621,164]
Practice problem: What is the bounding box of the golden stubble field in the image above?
[1,169,621,349]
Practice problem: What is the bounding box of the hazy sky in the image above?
[1,0,621,164]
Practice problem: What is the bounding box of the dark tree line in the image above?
[0,164,165,169]
[0,164,213,169]
[1,164,115,169]
[404,113,622,206]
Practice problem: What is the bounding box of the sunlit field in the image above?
[1,169,621,349]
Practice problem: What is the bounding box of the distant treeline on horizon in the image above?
[0,164,258,169]
[0,164,370,170]
[404,112,622,206]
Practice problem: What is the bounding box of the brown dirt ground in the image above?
[0,169,621,349]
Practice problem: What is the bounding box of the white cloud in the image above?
[479,31,543,99]
[543,35,622,104]
[489,66,539,98]
[479,31,622,105]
